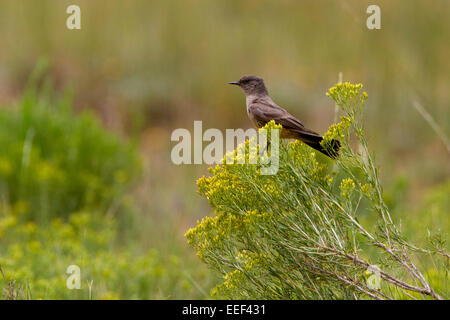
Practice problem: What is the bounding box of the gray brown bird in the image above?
[229,75,340,158]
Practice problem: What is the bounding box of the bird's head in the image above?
[229,75,268,96]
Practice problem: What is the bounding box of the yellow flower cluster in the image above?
[340,178,356,199]
[236,250,270,271]
[185,208,273,262]
[210,250,274,298]
[326,82,365,101]
[211,269,246,297]
[0,210,188,299]
[288,140,317,165]
[359,183,373,199]
[322,116,351,143]
[221,120,282,167]
[326,82,368,116]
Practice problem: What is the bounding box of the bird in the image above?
[229,75,340,158]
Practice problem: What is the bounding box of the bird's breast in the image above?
[247,111,260,128]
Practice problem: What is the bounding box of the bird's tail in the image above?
[304,138,341,159]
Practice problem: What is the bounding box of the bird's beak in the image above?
[228,81,240,86]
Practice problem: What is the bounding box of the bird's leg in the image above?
[259,141,270,156]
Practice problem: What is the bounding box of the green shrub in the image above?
[0,211,207,299]
[186,83,448,300]
[0,82,141,222]
[0,78,211,299]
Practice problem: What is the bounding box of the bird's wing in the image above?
[249,100,322,143]
[248,101,287,126]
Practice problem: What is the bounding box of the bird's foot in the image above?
[259,142,270,156]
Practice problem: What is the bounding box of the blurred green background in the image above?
[0,0,448,299]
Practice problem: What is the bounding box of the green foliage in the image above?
[0,82,213,299]
[0,211,207,299]
[398,181,450,257]
[187,83,449,300]
[0,83,141,222]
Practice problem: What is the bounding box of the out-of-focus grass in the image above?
[0,0,448,186]
[0,1,448,299]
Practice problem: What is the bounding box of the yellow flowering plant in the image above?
[0,210,199,299]
[187,82,448,300]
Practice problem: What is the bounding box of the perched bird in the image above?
[229,75,340,158]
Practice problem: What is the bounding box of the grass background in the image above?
[0,0,448,299]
